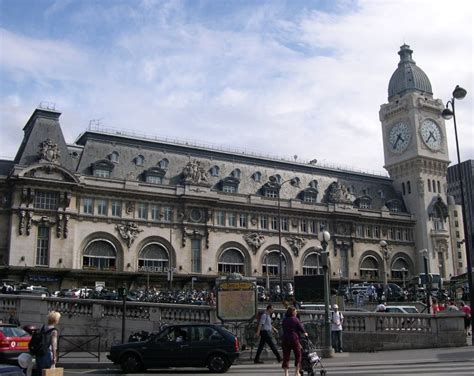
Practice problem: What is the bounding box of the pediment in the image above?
[20,163,79,183]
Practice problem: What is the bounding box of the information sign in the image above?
[216,279,257,322]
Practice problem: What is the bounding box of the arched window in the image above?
[391,257,409,280]
[262,251,287,277]
[159,159,169,170]
[210,165,220,177]
[253,171,262,182]
[303,252,323,275]
[83,240,116,271]
[138,243,169,272]
[360,256,379,281]
[135,155,145,166]
[218,248,245,275]
[109,151,119,163]
[232,169,241,179]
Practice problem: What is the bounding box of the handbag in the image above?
[42,367,64,376]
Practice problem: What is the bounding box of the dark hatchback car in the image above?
[108,324,239,373]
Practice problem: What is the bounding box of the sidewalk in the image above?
[57,345,474,369]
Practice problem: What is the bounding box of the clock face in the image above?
[420,119,442,151]
[388,121,411,153]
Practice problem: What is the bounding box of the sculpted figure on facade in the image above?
[57,213,63,238]
[116,222,143,248]
[64,214,70,238]
[285,235,306,257]
[325,181,352,204]
[182,160,209,185]
[243,232,266,254]
[38,139,60,163]
[26,211,33,236]
[18,210,25,235]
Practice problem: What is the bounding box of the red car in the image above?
[0,324,31,360]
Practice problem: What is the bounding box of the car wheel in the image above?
[207,353,230,373]
[120,353,144,373]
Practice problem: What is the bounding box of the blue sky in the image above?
[1,0,472,172]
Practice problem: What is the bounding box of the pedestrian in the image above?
[447,300,459,311]
[459,301,471,336]
[254,304,282,364]
[331,304,344,353]
[34,311,61,376]
[281,306,307,376]
[7,309,20,326]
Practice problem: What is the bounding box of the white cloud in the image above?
[0,0,472,172]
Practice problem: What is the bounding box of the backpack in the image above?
[29,326,56,356]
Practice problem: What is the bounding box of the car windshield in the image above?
[403,307,418,313]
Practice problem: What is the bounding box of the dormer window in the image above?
[253,171,262,182]
[262,180,279,198]
[109,151,119,163]
[302,188,318,203]
[210,165,220,177]
[386,199,402,213]
[355,196,372,209]
[221,177,240,193]
[91,160,114,178]
[144,167,166,185]
[232,169,241,179]
[135,155,145,166]
[159,158,169,170]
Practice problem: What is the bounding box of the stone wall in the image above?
[1,295,466,353]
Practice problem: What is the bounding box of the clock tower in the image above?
[379,44,454,280]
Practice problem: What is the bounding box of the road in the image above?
[62,359,474,376]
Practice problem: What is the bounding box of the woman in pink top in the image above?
[281,306,307,376]
[459,301,471,336]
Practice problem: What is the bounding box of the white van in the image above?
[383,306,419,314]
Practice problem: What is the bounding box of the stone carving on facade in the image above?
[64,214,70,238]
[21,188,33,207]
[182,226,209,248]
[336,222,351,236]
[126,201,135,215]
[18,210,26,235]
[325,181,352,204]
[243,233,266,254]
[26,211,33,236]
[38,139,60,163]
[57,213,63,238]
[116,222,143,248]
[285,235,306,257]
[181,160,209,185]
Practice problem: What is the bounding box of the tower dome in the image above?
[388,44,432,100]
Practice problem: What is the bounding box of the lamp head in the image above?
[441,108,454,120]
[318,230,331,243]
[379,240,387,248]
[452,85,467,100]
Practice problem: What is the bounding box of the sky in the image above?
[0,0,473,175]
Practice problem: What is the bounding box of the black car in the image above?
[107,324,239,373]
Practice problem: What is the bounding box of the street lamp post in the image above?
[265,251,270,292]
[442,85,473,346]
[318,228,334,358]
[401,267,407,289]
[420,249,431,314]
[379,240,391,300]
[269,176,299,296]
